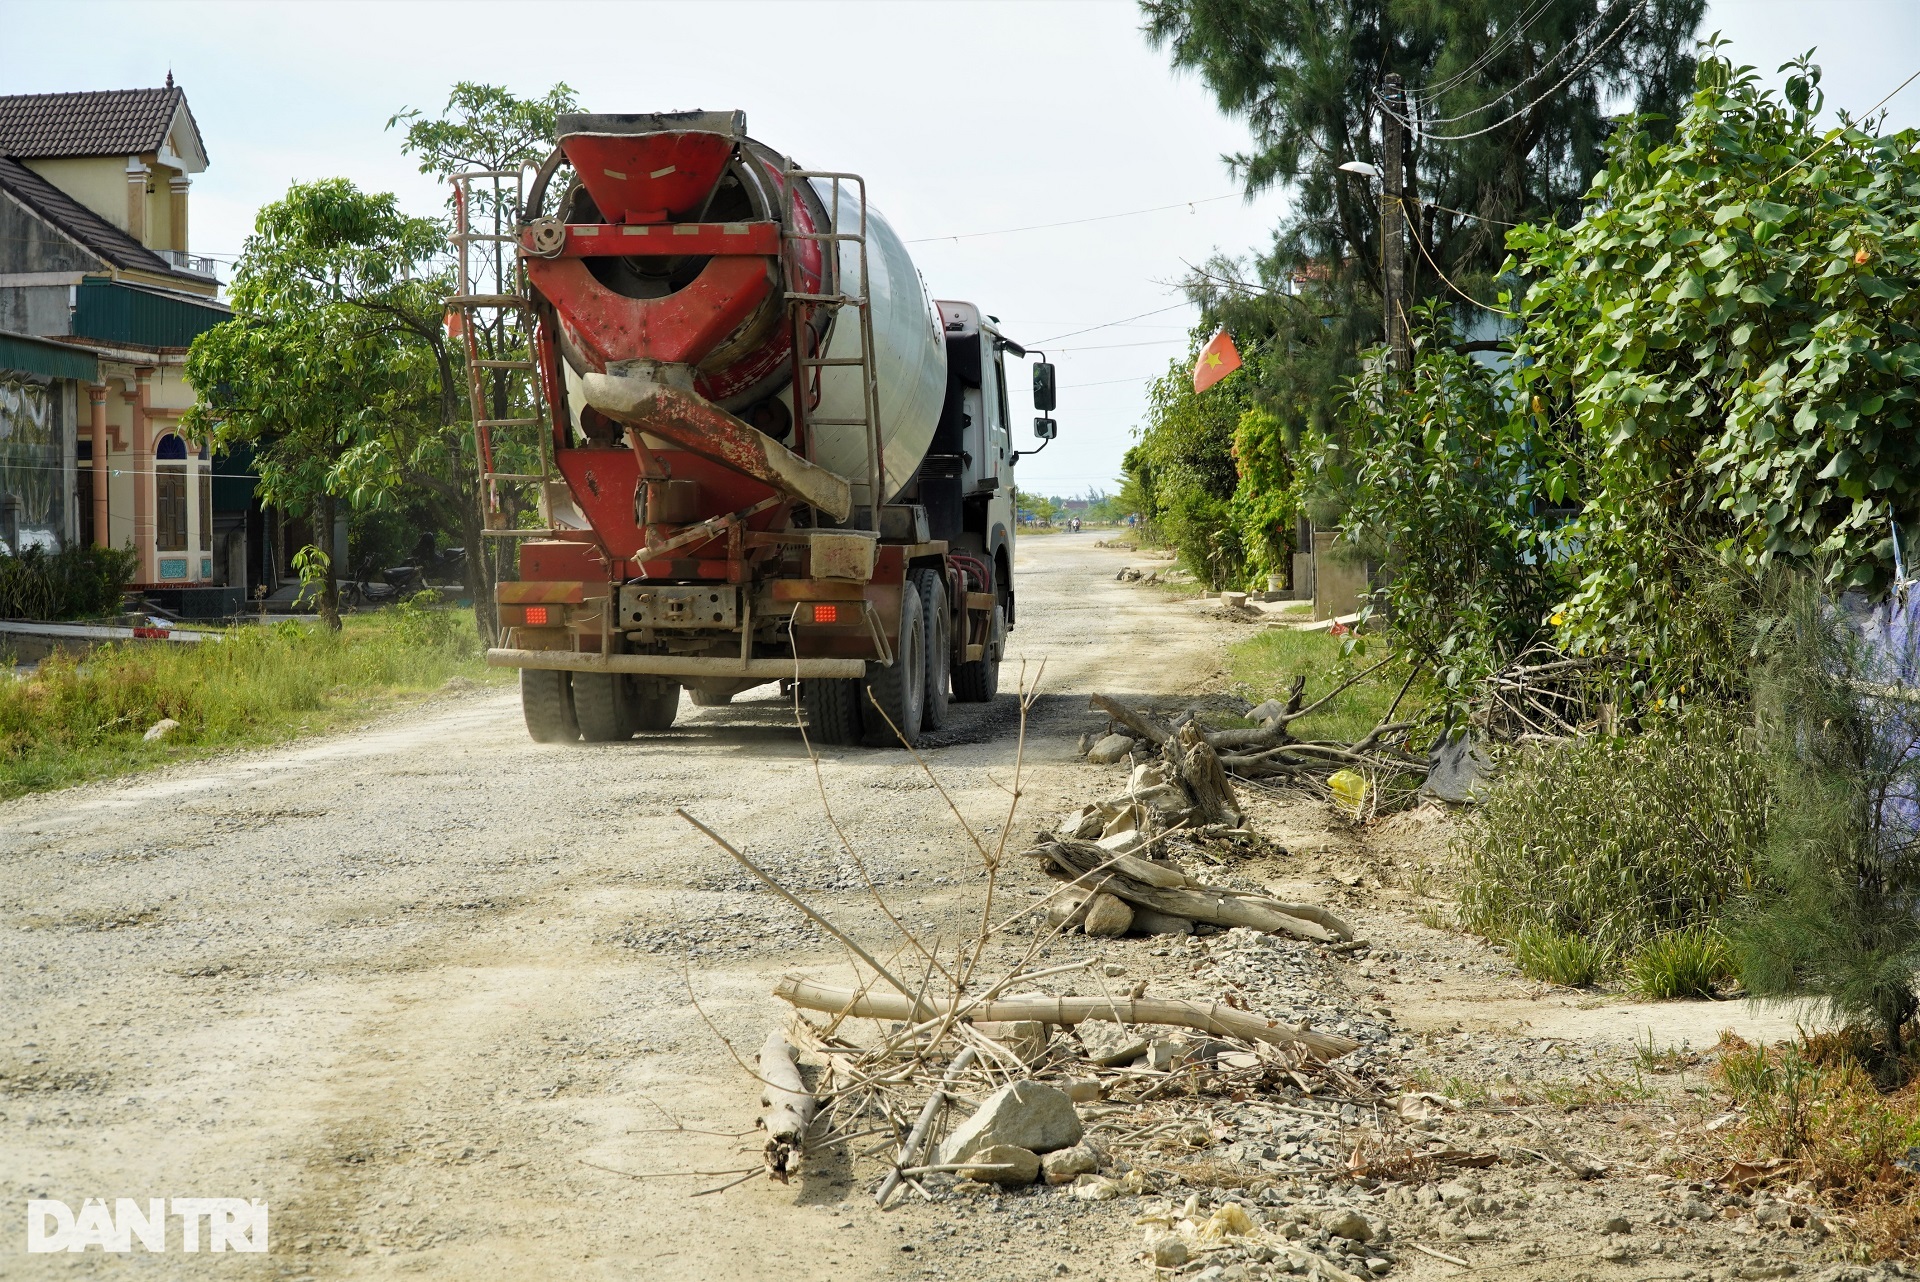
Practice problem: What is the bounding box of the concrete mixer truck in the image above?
[454,110,1058,749]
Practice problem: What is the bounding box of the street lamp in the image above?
[1338,160,1380,179]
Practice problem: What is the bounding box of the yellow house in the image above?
[0,78,249,603]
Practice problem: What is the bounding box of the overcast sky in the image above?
[2,0,1915,498]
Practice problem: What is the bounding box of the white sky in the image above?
[1,0,1915,499]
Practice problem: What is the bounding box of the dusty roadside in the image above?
[0,533,1877,1281]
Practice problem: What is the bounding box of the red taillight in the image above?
[524,605,550,626]
[811,603,838,624]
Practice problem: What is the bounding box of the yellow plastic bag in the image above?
[1328,768,1368,816]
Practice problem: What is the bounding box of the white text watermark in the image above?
[25,1199,268,1253]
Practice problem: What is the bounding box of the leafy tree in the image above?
[1129,345,1259,588]
[1310,309,1570,693]
[1512,48,1920,675]
[391,84,577,432]
[1140,0,1703,486]
[186,180,474,632]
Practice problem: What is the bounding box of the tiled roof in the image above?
[0,87,192,161]
[0,155,178,276]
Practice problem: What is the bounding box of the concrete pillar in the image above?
[169,174,190,254]
[88,384,108,547]
[124,157,149,244]
[129,368,155,581]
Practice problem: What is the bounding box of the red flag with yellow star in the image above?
[1193,328,1241,393]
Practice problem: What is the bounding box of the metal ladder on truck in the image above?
[446,167,571,635]
[779,168,885,533]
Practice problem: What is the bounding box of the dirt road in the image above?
[2,533,1219,1280]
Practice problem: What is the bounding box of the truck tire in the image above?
[630,677,680,732]
[804,677,864,746]
[521,669,578,743]
[572,671,633,742]
[910,568,951,731]
[863,581,925,747]
[952,604,1002,703]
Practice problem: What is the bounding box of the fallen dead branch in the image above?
[757,1029,817,1183]
[773,975,1360,1061]
[1028,838,1355,943]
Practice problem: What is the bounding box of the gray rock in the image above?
[1043,1143,1101,1185]
[1680,1198,1715,1220]
[1324,1209,1372,1241]
[1082,891,1134,937]
[1599,1215,1631,1235]
[1086,733,1135,765]
[935,1081,1083,1164]
[956,1143,1039,1185]
[1076,1023,1148,1065]
[1152,1237,1189,1267]
[974,1020,1048,1062]
[142,718,181,742]
[1436,1181,1474,1207]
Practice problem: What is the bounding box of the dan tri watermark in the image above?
[25,1198,268,1253]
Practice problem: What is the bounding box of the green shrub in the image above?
[1457,707,1770,960]
[0,544,136,620]
[1511,925,1608,987]
[1628,928,1735,1000]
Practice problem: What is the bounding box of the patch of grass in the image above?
[1629,928,1735,1000]
[1224,626,1428,744]
[1457,706,1770,961]
[0,594,498,799]
[1511,925,1609,987]
[1712,1033,1920,1256]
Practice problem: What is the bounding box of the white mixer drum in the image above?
[805,181,946,506]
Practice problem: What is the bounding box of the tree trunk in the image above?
[316,493,341,632]
[459,497,496,645]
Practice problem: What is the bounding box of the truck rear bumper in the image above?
[485,648,866,680]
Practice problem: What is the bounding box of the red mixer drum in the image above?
[525,110,945,508]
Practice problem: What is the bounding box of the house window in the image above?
[156,433,187,552]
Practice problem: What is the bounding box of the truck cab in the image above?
[924,300,1017,629]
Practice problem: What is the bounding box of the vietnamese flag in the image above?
[1193,329,1241,393]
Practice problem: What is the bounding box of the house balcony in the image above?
[152,249,220,281]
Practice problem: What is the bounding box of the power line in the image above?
[1052,338,1189,353]
[1033,301,1194,345]
[1400,0,1617,128]
[907,193,1243,245]
[1381,0,1647,143]
[1406,0,1559,102]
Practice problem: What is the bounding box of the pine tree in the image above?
[1738,577,1920,1066]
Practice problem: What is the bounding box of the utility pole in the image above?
[1380,72,1411,374]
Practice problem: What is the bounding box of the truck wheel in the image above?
[803,677,864,746]
[630,677,680,732]
[952,604,1002,703]
[572,671,633,742]
[910,568,950,731]
[521,669,578,742]
[863,582,925,747]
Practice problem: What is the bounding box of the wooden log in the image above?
[774,976,1359,1061]
[1088,694,1174,746]
[1031,840,1354,942]
[757,1029,817,1183]
[1167,721,1242,827]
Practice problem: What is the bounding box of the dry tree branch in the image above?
[677,808,919,1003]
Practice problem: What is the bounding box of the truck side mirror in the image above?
[1033,417,1057,440]
[1032,361,1057,411]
